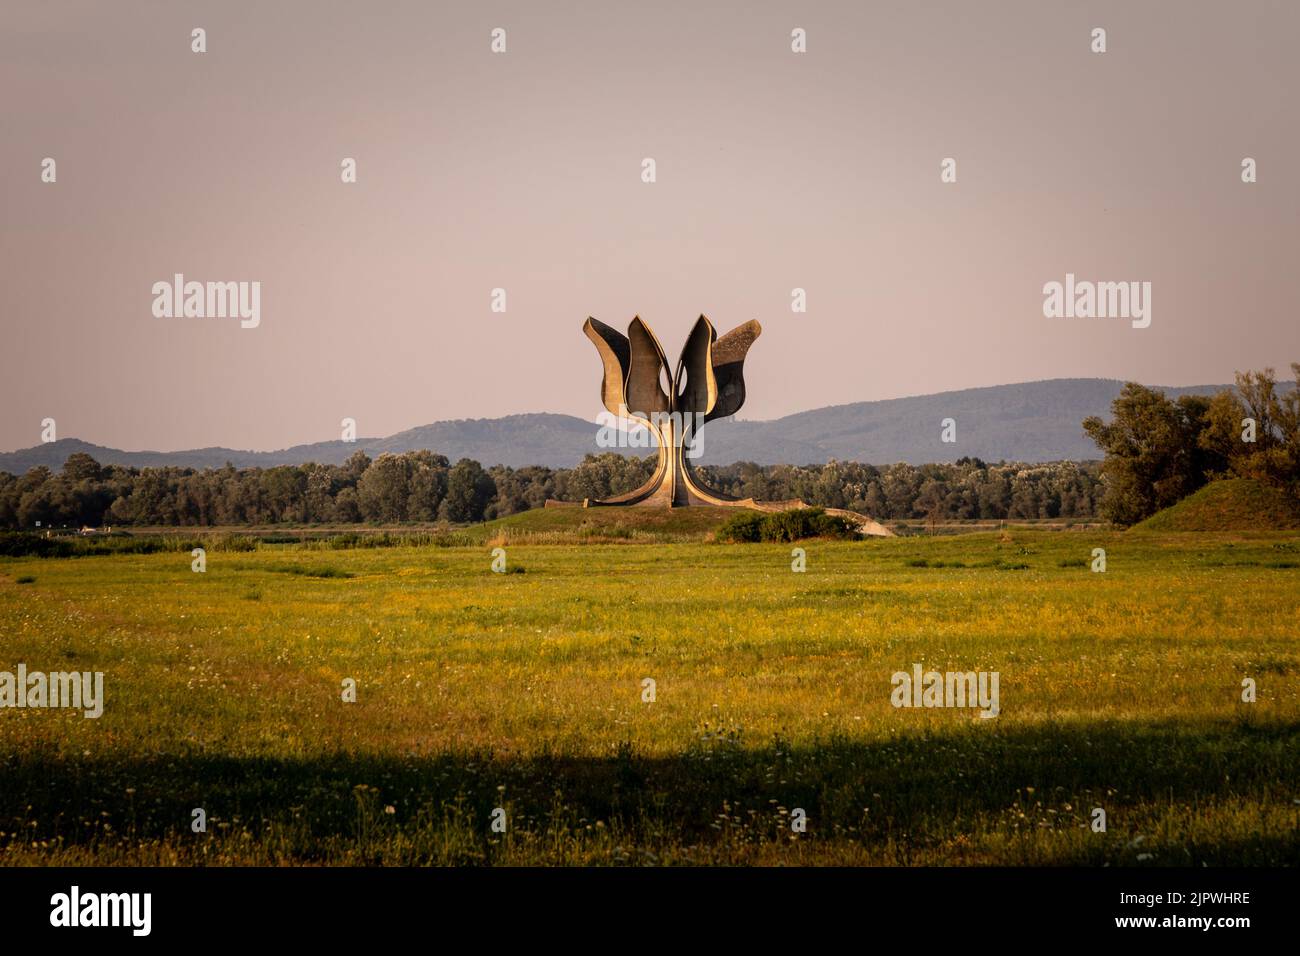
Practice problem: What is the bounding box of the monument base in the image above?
[541,495,894,537]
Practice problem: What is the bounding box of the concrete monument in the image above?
[576,315,892,535]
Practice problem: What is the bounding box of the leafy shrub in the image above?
[716,512,766,543]
[761,508,857,542]
[717,508,857,544]
[760,510,811,543]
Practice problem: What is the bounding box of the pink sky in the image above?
[2,0,1297,452]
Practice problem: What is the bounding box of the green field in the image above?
[2,519,1298,865]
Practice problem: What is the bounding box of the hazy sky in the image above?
[2,1,1297,453]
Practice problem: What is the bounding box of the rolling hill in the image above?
[0,378,1272,474]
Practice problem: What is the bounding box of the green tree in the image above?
[356,454,410,522]
[439,458,495,523]
[1084,383,1208,525]
[407,452,450,520]
[62,453,103,483]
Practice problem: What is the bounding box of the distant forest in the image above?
[0,452,1101,529]
[5,363,1293,531]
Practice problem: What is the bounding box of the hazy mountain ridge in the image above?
[0,379,1263,473]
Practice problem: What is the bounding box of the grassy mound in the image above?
[1132,478,1300,532]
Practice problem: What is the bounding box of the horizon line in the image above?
[2,374,1282,458]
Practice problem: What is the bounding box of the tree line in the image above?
[17,361,1290,531]
[0,450,1102,529]
[1083,364,1299,525]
